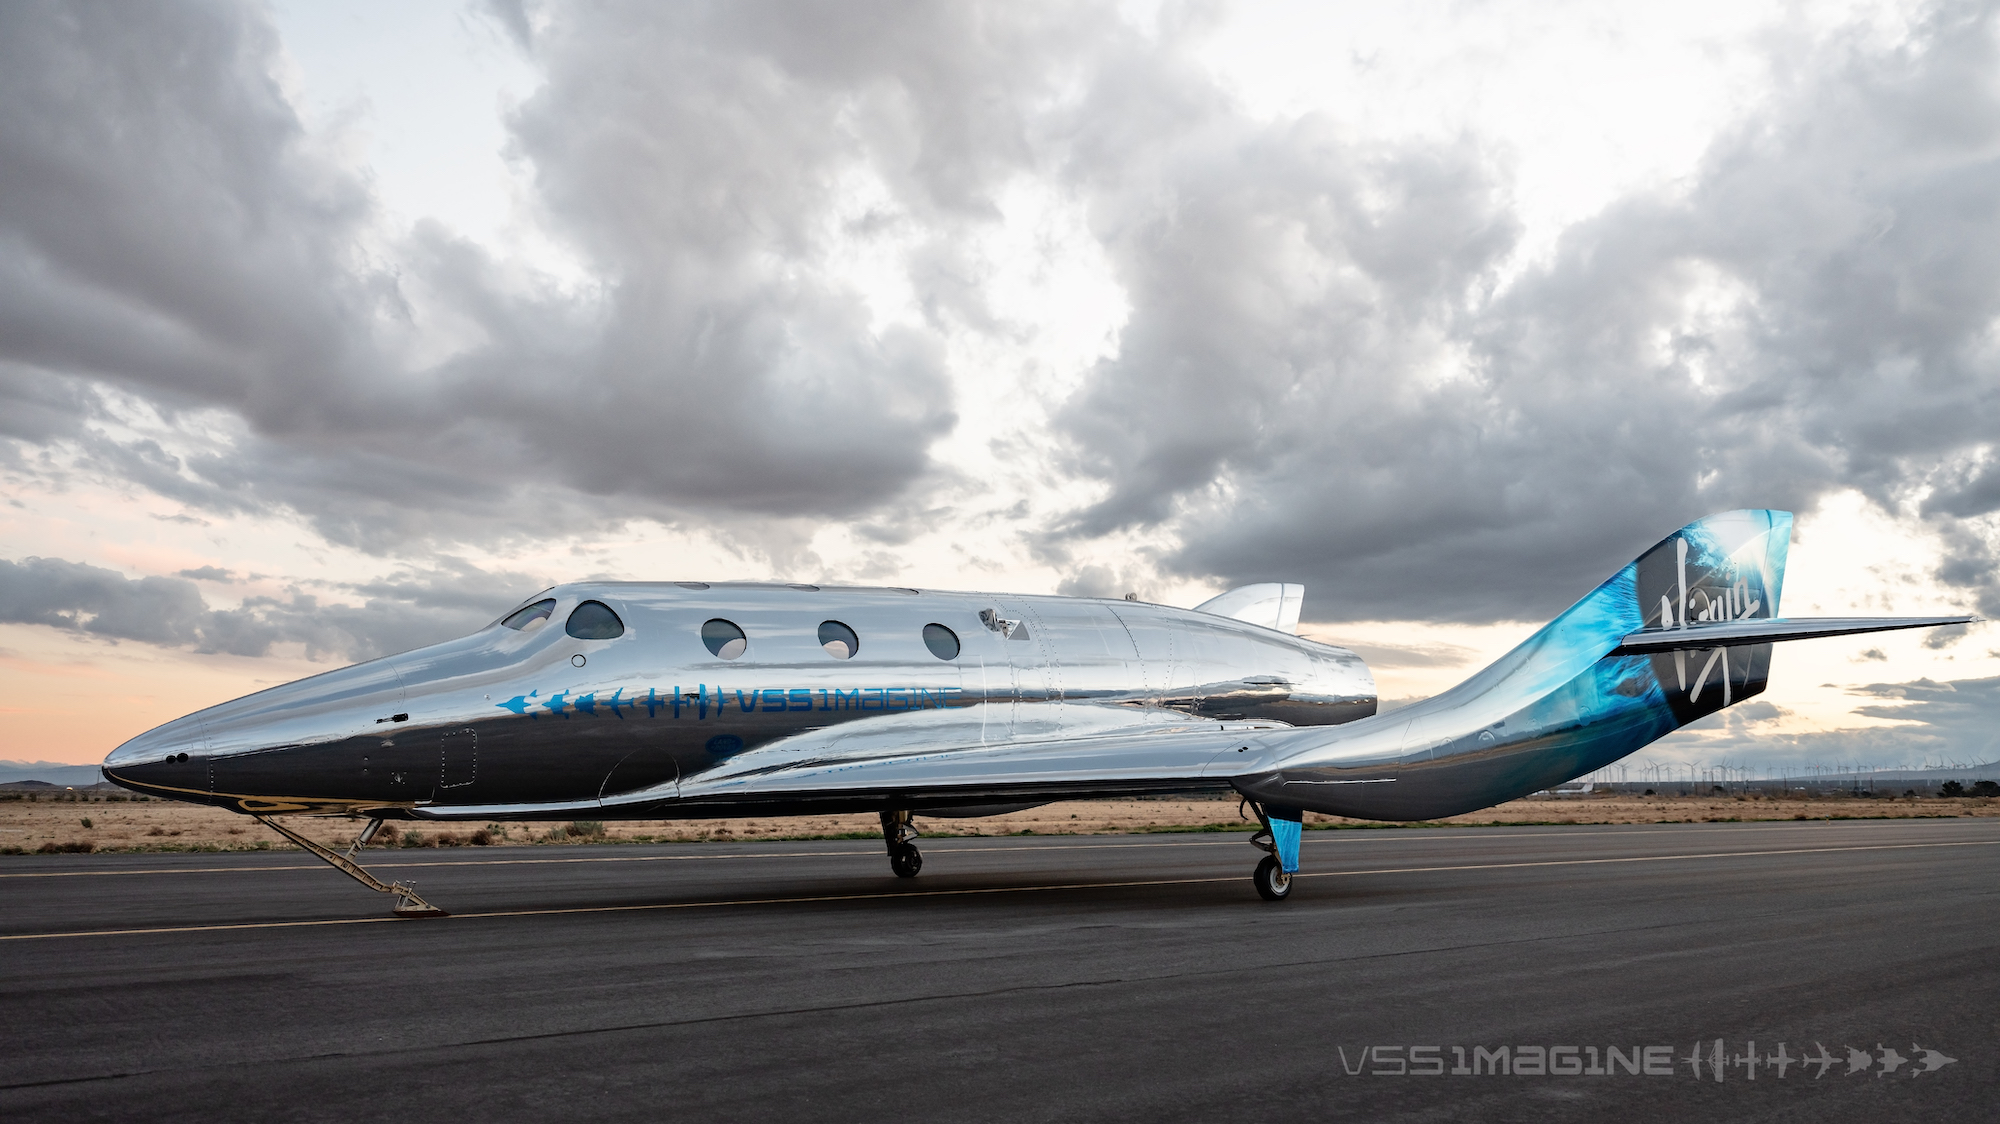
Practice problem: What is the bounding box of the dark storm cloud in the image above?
[200,558,544,661]
[0,1,491,545]
[0,0,1094,549]
[0,554,539,662]
[0,4,379,412]
[1670,673,2000,767]
[1847,675,2000,762]
[8,0,2000,623]
[1051,3,2000,623]
[478,1,1132,511]
[0,557,209,647]
[481,0,535,52]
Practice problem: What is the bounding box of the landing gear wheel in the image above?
[1253,854,1292,901]
[880,809,923,878]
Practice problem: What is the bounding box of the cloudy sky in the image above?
[5,0,2000,772]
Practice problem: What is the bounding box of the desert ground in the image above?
[4,786,1995,855]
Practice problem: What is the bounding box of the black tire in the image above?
[1253,854,1292,901]
[890,844,923,879]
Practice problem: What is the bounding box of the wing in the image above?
[608,703,1285,814]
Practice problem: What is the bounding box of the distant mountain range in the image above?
[0,760,108,787]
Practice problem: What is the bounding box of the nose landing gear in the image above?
[254,814,448,918]
[880,809,922,878]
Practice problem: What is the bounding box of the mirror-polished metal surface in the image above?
[102,511,1971,889]
[103,582,1375,818]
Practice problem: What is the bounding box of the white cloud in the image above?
[3,0,1998,767]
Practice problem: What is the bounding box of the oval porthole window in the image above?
[500,598,556,631]
[702,618,747,660]
[565,600,625,640]
[819,620,859,659]
[923,623,960,661]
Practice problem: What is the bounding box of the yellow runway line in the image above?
[5,819,1984,879]
[4,836,1994,943]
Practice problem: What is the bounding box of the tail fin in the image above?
[1257,510,1964,820]
[1417,509,1794,739]
[1632,509,1792,722]
[1195,583,1305,634]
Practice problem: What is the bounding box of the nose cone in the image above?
[102,651,415,804]
[102,712,211,796]
[105,714,204,768]
[99,622,534,807]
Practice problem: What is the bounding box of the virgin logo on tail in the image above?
[1654,537,1764,705]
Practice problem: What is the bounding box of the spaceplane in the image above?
[103,511,1969,914]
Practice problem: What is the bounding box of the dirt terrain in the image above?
[4,787,1994,855]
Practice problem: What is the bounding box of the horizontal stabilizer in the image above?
[1195,583,1304,634]
[1612,615,1976,655]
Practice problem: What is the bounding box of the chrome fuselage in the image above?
[102,583,1377,819]
[103,512,1965,878]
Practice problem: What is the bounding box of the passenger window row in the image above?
[500,597,961,660]
[706,617,961,662]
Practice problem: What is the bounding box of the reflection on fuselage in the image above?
[102,583,1377,816]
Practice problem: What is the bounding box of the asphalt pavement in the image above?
[2,817,1995,1122]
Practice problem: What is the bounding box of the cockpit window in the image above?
[500,599,556,631]
[565,600,626,640]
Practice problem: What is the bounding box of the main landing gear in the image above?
[1252,854,1291,901]
[880,809,922,878]
[1242,799,1303,902]
[255,814,448,918]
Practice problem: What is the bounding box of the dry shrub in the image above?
[434,831,462,847]
[37,841,94,854]
[565,821,605,839]
[376,823,402,844]
[469,828,494,846]
[146,826,166,837]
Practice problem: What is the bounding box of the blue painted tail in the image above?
[1252,511,1795,820]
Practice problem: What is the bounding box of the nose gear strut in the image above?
[879,809,922,878]
[254,814,448,918]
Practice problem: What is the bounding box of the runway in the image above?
[2,818,1995,1122]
